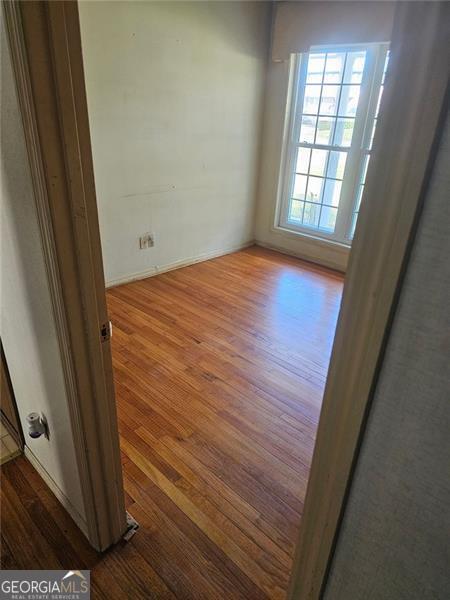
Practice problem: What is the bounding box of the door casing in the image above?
[3,0,127,551]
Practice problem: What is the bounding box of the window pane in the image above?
[344,51,366,84]
[375,86,383,118]
[316,117,335,145]
[327,151,347,179]
[350,211,359,238]
[319,206,337,232]
[355,184,364,212]
[296,147,311,174]
[309,149,328,177]
[360,154,371,184]
[324,53,345,83]
[323,179,342,207]
[302,202,320,228]
[306,176,324,203]
[299,116,317,143]
[368,118,377,150]
[338,85,361,117]
[289,199,304,221]
[306,53,325,83]
[381,51,390,85]
[303,85,321,114]
[319,85,340,115]
[293,174,307,199]
[333,118,354,147]
[366,51,389,151]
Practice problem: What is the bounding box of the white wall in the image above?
[254,59,350,272]
[1,28,86,531]
[325,111,450,598]
[79,1,271,286]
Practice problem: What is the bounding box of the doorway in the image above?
[76,4,346,591]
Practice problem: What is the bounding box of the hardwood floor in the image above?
[1,247,343,598]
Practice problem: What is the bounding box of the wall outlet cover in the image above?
[139,233,154,249]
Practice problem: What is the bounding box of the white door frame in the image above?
[4,0,449,592]
[3,0,127,551]
[288,2,450,597]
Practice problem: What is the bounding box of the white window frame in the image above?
[278,43,389,246]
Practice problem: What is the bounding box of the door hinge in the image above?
[100,320,112,343]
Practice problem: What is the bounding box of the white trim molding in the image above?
[106,241,255,288]
[3,1,127,551]
[255,239,347,274]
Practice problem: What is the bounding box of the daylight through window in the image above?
[280,44,390,243]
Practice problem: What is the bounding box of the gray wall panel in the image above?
[325,111,450,599]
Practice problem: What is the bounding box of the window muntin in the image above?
[280,43,389,244]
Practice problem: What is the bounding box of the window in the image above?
[279,44,390,244]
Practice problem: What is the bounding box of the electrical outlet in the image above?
[139,233,154,249]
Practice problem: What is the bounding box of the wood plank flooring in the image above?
[1,247,343,598]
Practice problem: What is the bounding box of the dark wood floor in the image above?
[1,247,343,598]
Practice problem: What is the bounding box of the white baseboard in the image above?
[106,240,255,288]
[254,239,347,273]
[24,446,89,539]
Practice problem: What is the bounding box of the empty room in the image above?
[79,1,385,594]
[2,1,449,598]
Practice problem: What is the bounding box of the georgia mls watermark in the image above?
[0,570,90,600]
